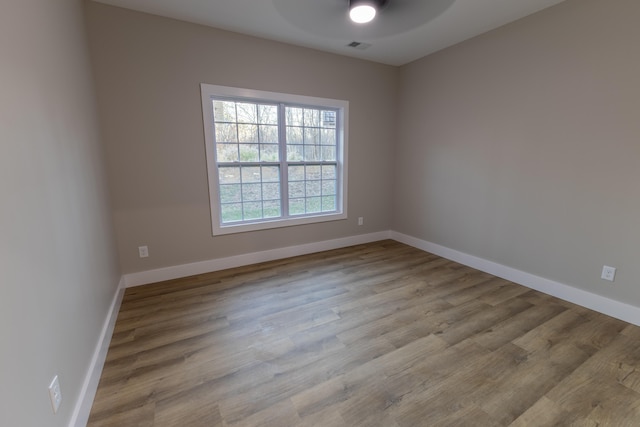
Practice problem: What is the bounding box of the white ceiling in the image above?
[93,0,566,66]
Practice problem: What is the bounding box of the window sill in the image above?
[212,211,347,236]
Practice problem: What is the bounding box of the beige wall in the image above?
[0,0,120,425]
[86,3,399,274]
[395,0,640,306]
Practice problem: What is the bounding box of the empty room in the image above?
[2,0,640,426]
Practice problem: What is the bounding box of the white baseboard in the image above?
[69,277,126,427]
[123,231,392,287]
[391,231,640,327]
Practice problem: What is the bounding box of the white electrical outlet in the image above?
[358,217,364,226]
[138,245,149,258]
[48,375,62,414]
[601,265,616,282]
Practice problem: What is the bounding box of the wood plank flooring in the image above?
[88,240,640,426]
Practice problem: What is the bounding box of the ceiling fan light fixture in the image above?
[349,0,387,24]
[350,4,376,24]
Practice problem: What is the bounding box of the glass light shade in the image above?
[349,4,376,23]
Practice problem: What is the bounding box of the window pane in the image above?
[322,196,336,211]
[216,143,238,162]
[304,146,322,162]
[262,166,280,182]
[260,144,279,162]
[219,167,240,184]
[262,183,280,200]
[263,201,281,218]
[236,102,257,123]
[288,181,305,198]
[241,167,261,183]
[243,202,262,220]
[321,129,336,145]
[322,146,336,161]
[215,123,237,143]
[306,181,321,197]
[258,105,277,124]
[306,165,321,180]
[304,128,320,145]
[289,198,305,215]
[286,127,303,145]
[242,183,262,201]
[304,109,320,127]
[322,180,336,196]
[238,124,258,143]
[213,101,236,123]
[322,110,336,128]
[287,145,304,161]
[306,197,322,213]
[239,144,259,162]
[286,107,303,126]
[220,184,241,203]
[289,166,304,181]
[322,165,336,180]
[221,203,242,223]
[259,125,278,144]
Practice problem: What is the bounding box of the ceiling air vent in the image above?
[346,41,372,50]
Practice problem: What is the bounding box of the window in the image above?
[201,84,348,235]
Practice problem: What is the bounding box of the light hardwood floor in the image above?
[88,240,640,426]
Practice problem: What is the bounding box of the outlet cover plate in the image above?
[138,246,149,258]
[601,265,616,282]
[48,375,62,414]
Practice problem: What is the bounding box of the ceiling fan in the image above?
[272,0,456,40]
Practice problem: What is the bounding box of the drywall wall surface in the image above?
[0,0,120,425]
[86,3,398,274]
[395,0,640,305]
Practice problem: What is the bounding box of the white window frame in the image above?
[201,83,349,236]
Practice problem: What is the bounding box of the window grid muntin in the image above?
[287,163,337,216]
[218,163,282,224]
[284,104,337,216]
[213,99,340,225]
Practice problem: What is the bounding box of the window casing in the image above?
[201,84,348,235]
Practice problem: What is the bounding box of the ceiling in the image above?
[92,0,566,66]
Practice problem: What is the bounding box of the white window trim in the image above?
[200,83,349,236]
